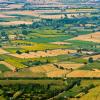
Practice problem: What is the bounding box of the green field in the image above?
[0,64,11,72]
[0,78,99,100]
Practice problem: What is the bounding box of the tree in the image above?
[22,30,28,35]
[16,50,22,54]
[25,50,29,54]
[88,57,94,63]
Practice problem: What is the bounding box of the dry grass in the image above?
[51,42,71,45]
[9,49,76,58]
[0,21,32,25]
[47,70,67,77]
[66,70,100,77]
[83,54,100,60]
[79,86,100,100]
[29,64,69,77]
[56,62,84,69]
[0,14,15,18]
[7,4,23,9]
[2,10,39,17]
[0,48,8,54]
[0,61,15,70]
[70,32,100,43]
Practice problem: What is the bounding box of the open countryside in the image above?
[0,0,100,99]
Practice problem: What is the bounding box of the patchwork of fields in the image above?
[0,1,100,100]
[0,1,100,79]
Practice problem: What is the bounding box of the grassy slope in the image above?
[0,64,11,72]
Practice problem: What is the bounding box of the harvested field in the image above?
[0,21,32,25]
[3,71,46,78]
[56,62,84,69]
[70,32,100,43]
[38,14,65,19]
[30,64,58,73]
[29,64,69,77]
[7,4,24,9]
[0,14,15,18]
[0,4,23,10]
[0,61,15,70]
[0,48,9,54]
[9,49,76,58]
[47,70,67,77]
[51,42,71,45]
[2,10,39,17]
[38,14,79,19]
[83,54,100,60]
[66,9,97,13]
[66,70,100,77]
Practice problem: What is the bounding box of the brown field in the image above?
[7,4,24,9]
[9,49,76,58]
[56,62,84,69]
[29,64,69,77]
[38,14,65,19]
[0,10,80,19]
[39,14,79,19]
[47,70,67,77]
[70,32,100,43]
[0,14,15,18]
[0,4,24,10]
[51,42,71,45]
[83,54,100,60]
[34,10,60,13]
[66,9,97,13]
[3,71,46,78]
[66,70,100,77]
[0,21,33,25]
[0,48,9,54]
[1,10,39,17]
[0,61,15,70]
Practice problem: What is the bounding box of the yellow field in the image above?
[66,9,97,13]
[0,48,8,54]
[0,21,32,25]
[83,54,100,60]
[29,64,69,77]
[66,70,100,77]
[1,10,39,17]
[70,32,100,43]
[0,61,15,70]
[0,14,15,18]
[7,4,24,9]
[9,49,76,58]
[79,86,100,100]
[51,42,71,45]
[56,62,84,69]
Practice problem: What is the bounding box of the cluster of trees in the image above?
[0,79,83,100]
[23,60,50,67]
[31,16,99,29]
[0,83,64,100]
